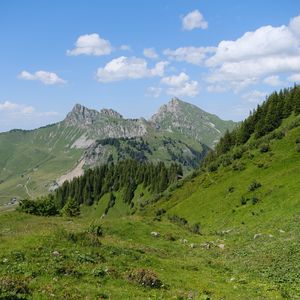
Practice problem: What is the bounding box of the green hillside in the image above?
[1,87,300,299]
[0,99,233,205]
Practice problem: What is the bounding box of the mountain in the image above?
[151,98,236,148]
[1,86,300,299]
[0,99,235,204]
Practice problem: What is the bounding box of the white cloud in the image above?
[19,70,66,85]
[120,44,131,51]
[206,85,228,93]
[289,15,300,37]
[164,47,216,65]
[263,75,283,86]
[147,86,162,98]
[182,10,208,31]
[242,90,267,103]
[287,73,300,82]
[67,33,113,56]
[0,101,58,116]
[161,72,199,97]
[143,48,159,59]
[96,56,168,82]
[205,15,300,91]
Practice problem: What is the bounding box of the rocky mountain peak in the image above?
[64,104,99,126]
[100,108,123,119]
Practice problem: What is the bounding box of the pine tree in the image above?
[61,197,80,217]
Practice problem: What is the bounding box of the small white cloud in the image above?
[263,75,283,86]
[67,33,113,56]
[143,48,159,59]
[0,101,19,111]
[206,85,228,93]
[96,56,168,82]
[242,90,267,103]
[19,70,66,85]
[147,86,162,98]
[287,73,300,82]
[120,44,131,51]
[164,46,215,65]
[161,72,199,97]
[0,101,58,116]
[182,10,208,31]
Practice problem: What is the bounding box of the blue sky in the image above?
[0,0,299,131]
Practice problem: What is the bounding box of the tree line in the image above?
[19,159,183,216]
[214,85,300,157]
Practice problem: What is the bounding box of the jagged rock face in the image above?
[100,108,123,119]
[64,104,149,148]
[64,104,99,127]
[151,98,236,148]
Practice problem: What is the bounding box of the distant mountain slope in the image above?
[151,98,236,148]
[0,99,235,204]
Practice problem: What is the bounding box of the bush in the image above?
[232,149,243,160]
[232,162,246,171]
[240,196,248,205]
[18,197,59,216]
[88,223,103,237]
[251,196,259,205]
[127,269,163,288]
[191,223,201,234]
[248,180,262,192]
[296,143,300,153]
[207,162,219,172]
[61,197,80,217]
[260,144,270,153]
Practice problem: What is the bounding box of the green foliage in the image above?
[18,196,59,216]
[248,180,262,192]
[61,197,80,217]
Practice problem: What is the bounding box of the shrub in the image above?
[61,197,80,217]
[88,223,103,237]
[18,197,59,216]
[232,149,243,160]
[240,196,248,205]
[191,223,201,234]
[296,144,300,153]
[251,196,259,205]
[248,180,262,192]
[228,186,235,193]
[232,162,246,171]
[207,162,219,172]
[260,144,270,153]
[127,269,163,288]
[295,138,300,144]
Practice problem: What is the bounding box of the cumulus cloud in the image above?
[182,10,208,31]
[242,90,267,103]
[96,56,168,82]
[19,70,66,85]
[164,46,216,65]
[205,15,300,90]
[161,72,199,97]
[263,75,284,86]
[67,33,113,56]
[143,48,159,59]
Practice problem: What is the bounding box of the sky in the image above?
[0,0,300,132]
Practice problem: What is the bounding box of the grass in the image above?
[1,117,300,298]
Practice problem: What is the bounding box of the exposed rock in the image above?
[218,243,225,250]
[64,104,99,126]
[151,231,160,237]
[100,108,123,119]
[254,233,263,239]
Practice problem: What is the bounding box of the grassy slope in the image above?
[0,124,83,204]
[1,117,300,299]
